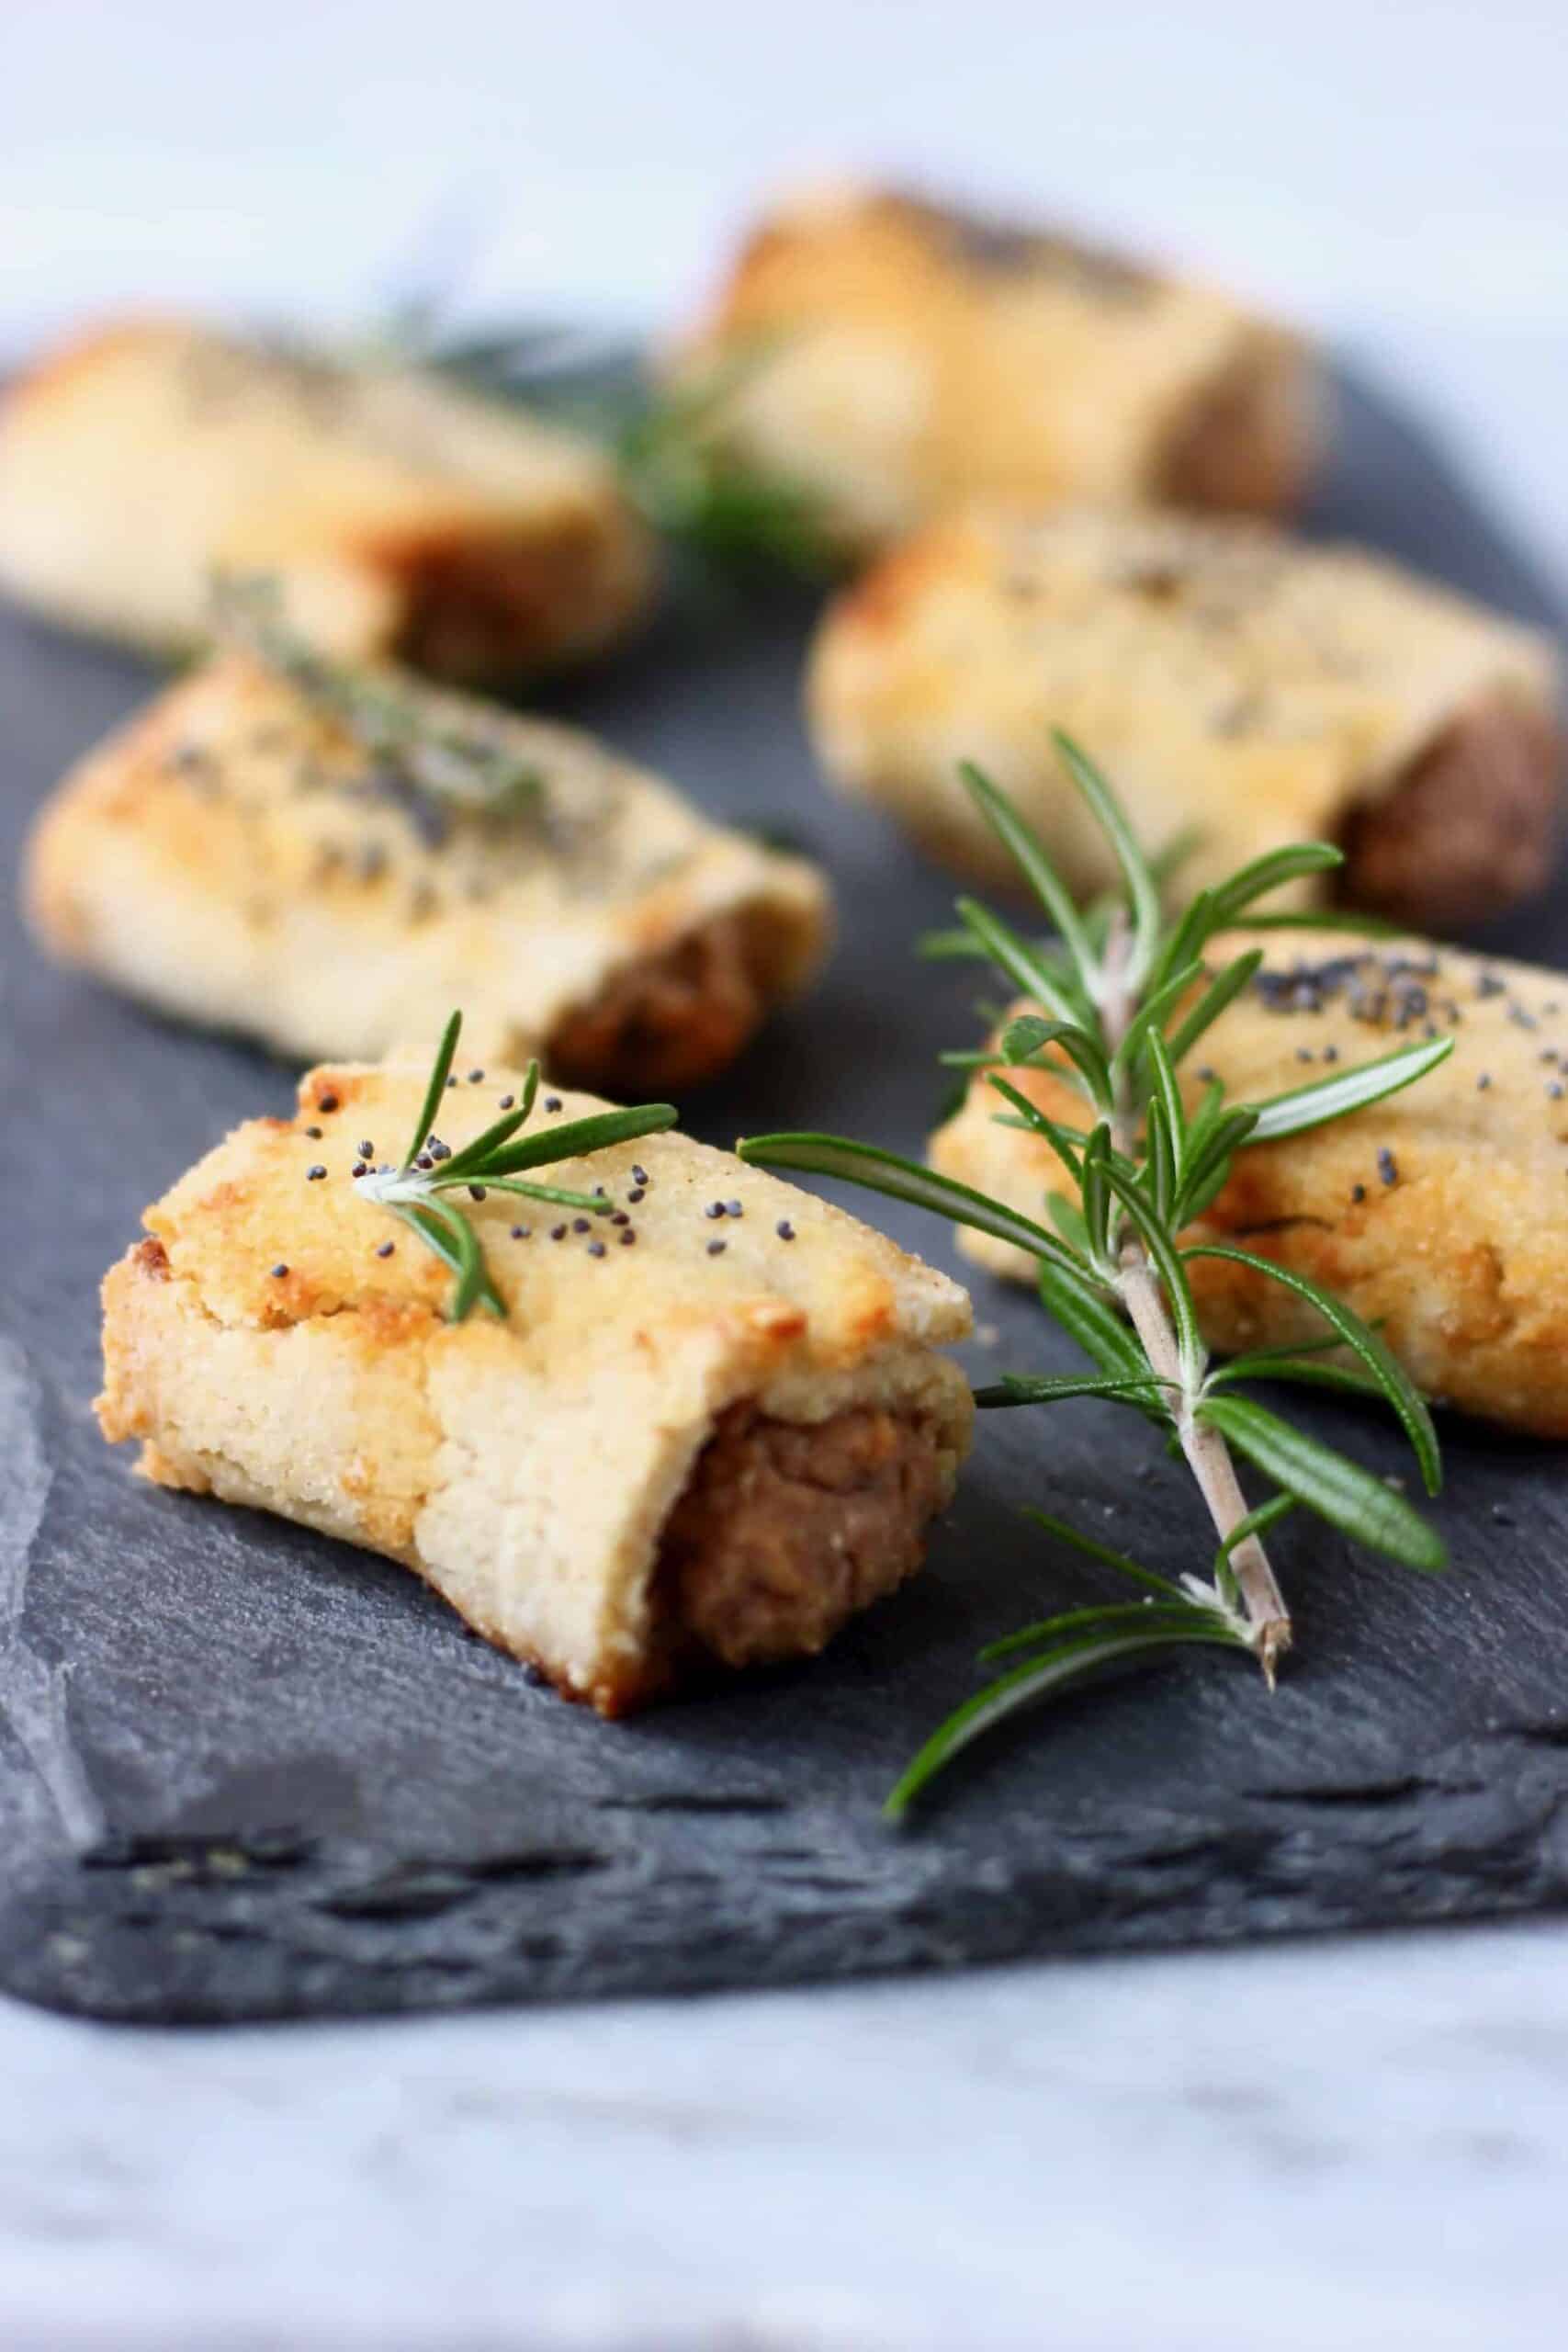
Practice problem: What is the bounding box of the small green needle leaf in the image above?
[1243,1036,1453,1143]
[479,1102,677,1178]
[1209,1352,1384,1400]
[404,1010,463,1170]
[1204,842,1342,928]
[735,1133,1081,1271]
[985,1075,1089,1189]
[1032,1261,1161,1404]
[1050,731,1162,986]
[1143,1030,1188,1180]
[1232,909,1404,938]
[956,897,1089,1029]
[1109,959,1207,1082]
[975,1372,1176,1411]
[1015,1508,1192,1600]
[979,1600,1213,1665]
[1163,948,1265,1067]
[1044,1193,1094,1258]
[437,1058,544,1176]
[396,1202,504,1321]
[884,1621,1246,1817]
[994,1014,1112,1106]
[1020,1505,1189,1599]
[956,760,1101,989]
[373,1020,674,1319]
[1198,1394,1445,1570]
[1189,1242,1441,1493]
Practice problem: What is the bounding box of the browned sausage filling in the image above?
[547,913,771,1095]
[1337,693,1564,931]
[653,1402,949,1674]
[392,518,631,684]
[1156,341,1315,518]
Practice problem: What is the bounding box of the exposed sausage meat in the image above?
[1337,693,1563,930]
[657,1402,950,1669]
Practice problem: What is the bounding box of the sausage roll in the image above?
[810,508,1564,929]
[931,929,1568,1435]
[0,317,654,682]
[96,1056,974,1711]
[24,647,829,1091]
[670,183,1319,550]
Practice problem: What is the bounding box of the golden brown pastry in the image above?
[809,507,1563,928]
[0,317,653,682]
[670,183,1319,549]
[97,1053,974,1711]
[24,645,829,1091]
[931,928,1568,1435]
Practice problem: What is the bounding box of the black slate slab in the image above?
[3,362,1567,2024]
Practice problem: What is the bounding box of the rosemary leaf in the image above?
[734,1134,1080,1272]
[1199,1395,1446,1571]
[1049,732,1163,987]
[361,1011,675,1319]
[956,760,1100,985]
[984,1075,1088,1189]
[884,1621,1247,1820]
[1242,1036,1454,1142]
[434,1060,544,1177]
[1109,958,1209,1083]
[1162,948,1265,1067]
[1203,841,1343,929]
[1032,1260,1153,1389]
[995,1013,1115,1109]
[403,1010,463,1169]
[978,1600,1213,1666]
[956,897,1091,1031]
[1015,1508,1192,1600]
[475,1102,677,1180]
[1209,1353,1384,1400]
[974,1373,1177,1410]
[1190,1242,1440,1493]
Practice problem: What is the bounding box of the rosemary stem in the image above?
[1098,913,1292,1681]
[1116,1250,1292,1683]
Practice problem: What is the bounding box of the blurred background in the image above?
[5,0,1565,575]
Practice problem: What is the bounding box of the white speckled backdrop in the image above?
[4,4,1568,2344]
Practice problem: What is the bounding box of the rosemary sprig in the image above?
[437,329,834,578]
[213,574,547,820]
[357,1011,676,1319]
[739,736,1452,1815]
[613,353,832,576]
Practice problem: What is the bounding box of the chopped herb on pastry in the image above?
[96,1053,974,1711]
[671,183,1319,549]
[931,929,1568,1436]
[0,317,654,682]
[809,507,1563,929]
[24,637,829,1091]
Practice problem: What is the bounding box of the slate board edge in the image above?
[6,1710,1568,2025]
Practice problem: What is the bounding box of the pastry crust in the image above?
[671,184,1319,548]
[97,1057,974,1711]
[809,507,1563,922]
[25,650,830,1087]
[930,930,1568,1436]
[0,317,654,682]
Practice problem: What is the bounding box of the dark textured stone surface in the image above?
[2,363,1566,2024]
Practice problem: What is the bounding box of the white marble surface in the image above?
[6,6,1568,2344]
[6,1923,1568,2351]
